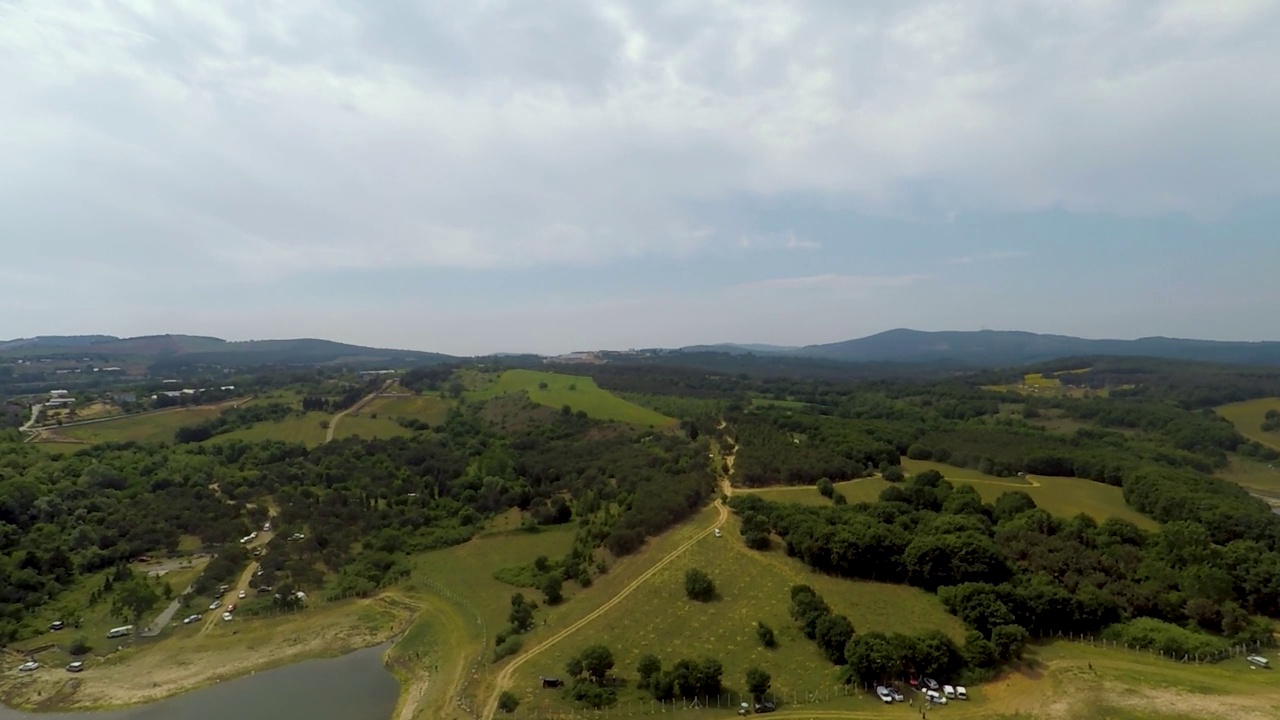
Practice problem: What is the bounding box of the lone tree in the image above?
[568,645,615,685]
[509,592,537,633]
[636,654,663,689]
[497,691,520,713]
[745,667,771,700]
[756,621,777,649]
[816,478,834,498]
[685,569,716,602]
[541,574,564,605]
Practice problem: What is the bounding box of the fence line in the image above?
[1039,630,1277,665]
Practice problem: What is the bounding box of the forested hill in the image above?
[0,334,455,368]
[688,329,1280,367]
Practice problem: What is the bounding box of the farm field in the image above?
[54,406,226,444]
[501,507,963,718]
[212,411,331,447]
[333,414,411,441]
[364,394,452,426]
[1217,397,1280,449]
[466,369,675,427]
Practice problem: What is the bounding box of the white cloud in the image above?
[1,0,1277,283]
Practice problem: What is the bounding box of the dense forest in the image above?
[0,395,712,643]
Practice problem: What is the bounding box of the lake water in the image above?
[0,645,398,720]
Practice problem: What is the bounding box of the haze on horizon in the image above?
[3,1,1279,356]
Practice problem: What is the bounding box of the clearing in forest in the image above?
[1217,398,1280,450]
[741,460,1156,529]
[333,414,411,441]
[467,369,675,427]
[211,411,331,447]
[364,394,452,426]
[54,406,227,444]
[500,507,963,718]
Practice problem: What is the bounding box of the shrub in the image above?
[685,569,716,602]
[817,478,835,498]
[493,635,522,661]
[756,621,777,649]
[1102,618,1229,658]
[497,691,519,713]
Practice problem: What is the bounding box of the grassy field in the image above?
[365,394,452,426]
[500,506,963,718]
[54,406,227,444]
[738,461,1155,529]
[467,370,676,428]
[1217,398,1280,450]
[334,414,411,441]
[1217,456,1280,499]
[212,411,331,447]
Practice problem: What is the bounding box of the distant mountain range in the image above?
[0,334,455,367]
[681,329,1280,367]
[6,328,1280,371]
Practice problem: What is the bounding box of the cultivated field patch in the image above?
[467,370,675,428]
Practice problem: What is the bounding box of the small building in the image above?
[540,676,563,688]
[49,389,69,397]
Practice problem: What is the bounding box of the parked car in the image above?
[238,590,247,599]
[955,685,968,700]
[18,661,39,672]
[888,687,904,702]
[65,661,85,673]
[753,701,776,713]
[218,584,230,593]
[875,686,894,703]
[208,600,221,611]
[221,612,234,622]
[714,528,722,538]
[182,614,202,625]
[226,603,237,613]
[943,684,956,699]
[925,689,947,705]
[1247,655,1270,669]
[49,620,65,631]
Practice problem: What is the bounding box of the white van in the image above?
[1247,655,1270,669]
[943,684,956,699]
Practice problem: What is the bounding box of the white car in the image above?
[925,689,947,705]
[943,684,956,699]
[874,686,894,704]
[713,528,722,538]
[208,599,221,610]
[221,612,234,622]
[238,590,247,599]
[922,677,939,690]
[888,688,904,702]
[955,685,968,700]
[18,661,39,672]
[182,614,202,625]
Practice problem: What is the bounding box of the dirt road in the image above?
[480,496,730,720]
[197,528,274,637]
[325,380,395,443]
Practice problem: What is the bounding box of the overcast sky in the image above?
[3,1,1279,355]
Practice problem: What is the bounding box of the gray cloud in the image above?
[2,1,1278,300]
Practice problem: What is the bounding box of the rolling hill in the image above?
[680,329,1280,367]
[0,334,455,368]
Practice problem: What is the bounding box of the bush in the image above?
[497,691,519,713]
[68,634,90,656]
[493,635,522,661]
[817,478,835,498]
[756,621,777,648]
[685,569,716,602]
[1102,618,1229,658]
[568,679,617,708]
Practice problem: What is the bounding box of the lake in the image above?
[0,645,398,720]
